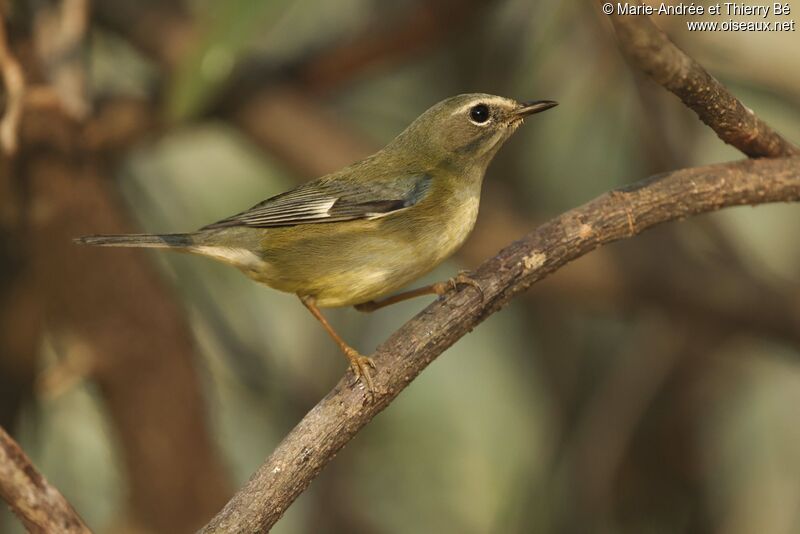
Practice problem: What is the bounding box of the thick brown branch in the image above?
[0,425,92,533]
[607,14,799,158]
[200,157,800,533]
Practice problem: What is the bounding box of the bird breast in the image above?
[419,189,480,263]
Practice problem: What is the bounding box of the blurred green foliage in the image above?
[168,0,293,119]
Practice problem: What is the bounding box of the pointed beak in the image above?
[513,100,559,117]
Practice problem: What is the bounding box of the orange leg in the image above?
[299,295,376,394]
[355,271,483,312]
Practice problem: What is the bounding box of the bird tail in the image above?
[74,233,194,249]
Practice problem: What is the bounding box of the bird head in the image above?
[389,93,558,171]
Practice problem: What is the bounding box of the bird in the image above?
[75,93,557,395]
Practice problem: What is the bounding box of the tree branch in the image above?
[0,425,92,533]
[606,14,799,158]
[200,156,800,533]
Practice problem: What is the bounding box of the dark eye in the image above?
[469,104,490,124]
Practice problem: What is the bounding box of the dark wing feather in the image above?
[202,174,431,229]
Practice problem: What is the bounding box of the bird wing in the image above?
[202,173,432,229]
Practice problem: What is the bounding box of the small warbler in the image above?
[76,94,557,393]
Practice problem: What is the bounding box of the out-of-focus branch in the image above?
[91,0,194,67]
[200,157,800,533]
[230,85,373,176]
[95,0,490,96]
[33,0,91,119]
[12,103,231,533]
[0,10,229,529]
[606,13,799,158]
[223,0,493,98]
[0,13,25,155]
[296,0,487,90]
[0,277,41,432]
[0,425,92,534]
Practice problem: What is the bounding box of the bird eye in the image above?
[469,104,490,124]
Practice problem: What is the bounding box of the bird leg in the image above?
[355,271,484,312]
[354,285,441,312]
[299,295,376,394]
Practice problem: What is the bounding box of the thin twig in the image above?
[199,156,800,533]
[606,13,799,158]
[0,425,92,533]
[0,12,25,155]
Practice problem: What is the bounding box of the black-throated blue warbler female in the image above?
[77,94,557,394]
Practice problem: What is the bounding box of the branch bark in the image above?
[606,14,799,158]
[200,156,800,533]
[0,425,92,533]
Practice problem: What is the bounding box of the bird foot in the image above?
[344,347,376,396]
[433,271,484,301]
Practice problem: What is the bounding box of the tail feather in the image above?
[74,233,193,248]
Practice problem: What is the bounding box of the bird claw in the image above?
[434,271,484,301]
[344,347,376,397]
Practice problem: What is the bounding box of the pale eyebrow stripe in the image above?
[450,96,513,116]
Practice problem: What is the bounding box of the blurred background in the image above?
[1,0,799,533]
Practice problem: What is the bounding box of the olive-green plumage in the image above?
[77,94,557,307]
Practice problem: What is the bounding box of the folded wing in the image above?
[202,173,432,229]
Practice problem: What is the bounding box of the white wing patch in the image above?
[239,198,337,226]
